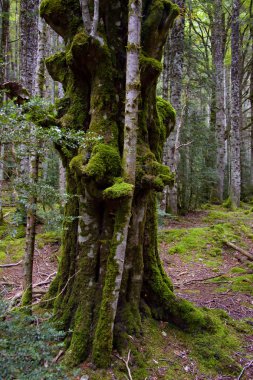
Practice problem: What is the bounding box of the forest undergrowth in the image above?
[0,204,252,380]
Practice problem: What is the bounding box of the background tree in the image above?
[162,0,185,214]
[230,0,241,206]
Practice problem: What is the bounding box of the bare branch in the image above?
[176,141,193,150]
[237,360,253,380]
[224,241,253,261]
[114,350,133,380]
[91,0,99,38]
[80,0,91,33]
[0,260,23,268]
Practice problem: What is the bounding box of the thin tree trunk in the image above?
[230,0,241,207]
[250,0,253,190]
[162,33,170,101]
[20,0,40,94]
[59,158,66,202]
[162,0,185,214]
[21,0,40,310]
[35,12,47,97]
[0,0,10,102]
[79,0,91,33]
[22,152,39,308]
[212,0,226,203]
[0,144,5,224]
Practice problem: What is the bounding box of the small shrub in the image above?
[0,300,69,379]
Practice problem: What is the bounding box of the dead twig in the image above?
[34,272,56,287]
[224,241,253,261]
[0,260,23,268]
[52,349,65,363]
[179,272,227,286]
[114,350,133,380]
[237,359,253,380]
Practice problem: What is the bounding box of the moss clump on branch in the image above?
[137,152,174,190]
[84,144,121,183]
[103,178,134,199]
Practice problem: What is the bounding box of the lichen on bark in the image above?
[41,0,215,368]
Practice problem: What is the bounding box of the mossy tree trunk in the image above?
[41,0,213,367]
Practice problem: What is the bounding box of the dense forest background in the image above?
[0,0,253,379]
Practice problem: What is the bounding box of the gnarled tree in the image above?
[40,0,213,368]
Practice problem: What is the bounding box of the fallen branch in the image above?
[224,241,253,261]
[0,281,16,286]
[114,350,133,380]
[52,349,64,363]
[237,359,253,380]
[179,272,227,286]
[34,272,56,287]
[0,260,23,268]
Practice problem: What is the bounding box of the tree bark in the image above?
[162,0,185,214]
[0,0,10,101]
[41,0,213,368]
[22,151,39,309]
[250,0,253,191]
[20,0,40,310]
[35,9,48,97]
[20,0,40,94]
[230,0,241,207]
[212,0,226,203]
[0,144,4,224]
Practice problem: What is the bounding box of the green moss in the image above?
[84,144,121,183]
[40,0,81,40]
[142,0,179,57]
[231,274,253,294]
[92,199,132,367]
[69,153,86,175]
[140,54,162,73]
[223,197,235,210]
[45,52,67,83]
[230,267,247,274]
[36,231,61,248]
[103,178,134,199]
[157,96,176,137]
[0,251,6,262]
[21,288,33,311]
[138,154,174,191]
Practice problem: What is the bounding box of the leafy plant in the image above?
[0,301,69,379]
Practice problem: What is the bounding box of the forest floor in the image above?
[0,205,253,379]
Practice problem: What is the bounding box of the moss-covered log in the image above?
[41,0,214,368]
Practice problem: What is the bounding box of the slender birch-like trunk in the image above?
[230,0,241,207]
